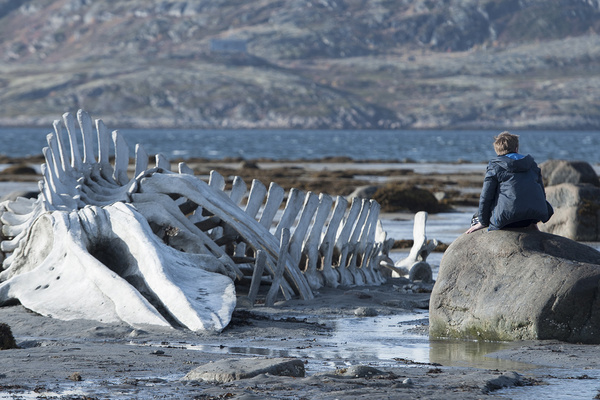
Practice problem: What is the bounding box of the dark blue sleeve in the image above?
[478,164,498,226]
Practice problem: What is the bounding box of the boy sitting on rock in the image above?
[467,131,553,234]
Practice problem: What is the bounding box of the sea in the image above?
[1,127,600,163]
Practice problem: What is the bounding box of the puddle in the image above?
[318,313,431,364]
[149,313,537,374]
[429,339,537,371]
[497,369,600,399]
[0,375,183,400]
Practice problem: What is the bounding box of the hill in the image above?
[1,0,599,129]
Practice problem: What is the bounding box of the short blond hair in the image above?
[494,131,519,155]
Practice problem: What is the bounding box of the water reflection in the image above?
[175,314,538,374]
[497,369,600,400]
[320,314,430,363]
[429,339,538,371]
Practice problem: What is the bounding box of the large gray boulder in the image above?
[540,159,600,187]
[541,183,600,241]
[538,160,600,241]
[430,229,600,343]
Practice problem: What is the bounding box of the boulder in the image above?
[538,160,600,241]
[540,183,600,241]
[430,229,600,343]
[540,159,599,187]
[372,183,447,213]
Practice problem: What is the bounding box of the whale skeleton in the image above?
[0,110,395,331]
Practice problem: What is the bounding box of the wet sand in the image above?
[1,159,600,399]
[2,284,600,399]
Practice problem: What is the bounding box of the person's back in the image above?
[467,132,553,234]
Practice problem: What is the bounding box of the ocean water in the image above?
[1,127,599,164]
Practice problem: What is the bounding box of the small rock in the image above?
[0,323,18,350]
[239,160,259,169]
[128,329,146,338]
[337,365,384,378]
[485,371,523,392]
[354,307,378,317]
[235,296,254,308]
[68,372,82,381]
[183,357,305,383]
[347,185,380,200]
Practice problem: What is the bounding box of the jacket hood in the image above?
[490,154,535,173]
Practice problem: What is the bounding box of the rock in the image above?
[0,323,18,350]
[430,229,600,343]
[68,372,83,381]
[484,371,524,392]
[354,306,378,317]
[540,159,600,187]
[541,183,600,241]
[372,183,447,213]
[408,261,433,283]
[539,160,600,241]
[336,365,384,378]
[0,190,39,202]
[183,358,305,382]
[128,329,145,338]
[0,164,38,176]
[239,160,259,170]
[347,185,380,200]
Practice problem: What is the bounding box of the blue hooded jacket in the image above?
[478,153,552,230]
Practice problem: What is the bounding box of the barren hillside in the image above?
[1,0,599,129]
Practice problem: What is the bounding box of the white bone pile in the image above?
[0,110,395,331]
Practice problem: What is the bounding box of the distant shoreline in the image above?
[4,121,600,131]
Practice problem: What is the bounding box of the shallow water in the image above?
[382,207,474,245]
[497,369,600,400]
[141,313,537,375]
[2,127,600,165]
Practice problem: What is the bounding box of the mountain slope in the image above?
[1,0,599,129]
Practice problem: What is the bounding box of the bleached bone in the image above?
[247,250,266,305]
[0,204,235,331]
[319,196,348,288]
[0,110,395,331]
[302,193,333,290]
[0,111,243,332]
[266,229,291,307]
[388,211,437,283]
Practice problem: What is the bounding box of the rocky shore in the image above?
[2,280,600,399]
[1,158,600,399]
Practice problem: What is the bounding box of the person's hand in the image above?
[466,222,485,234]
